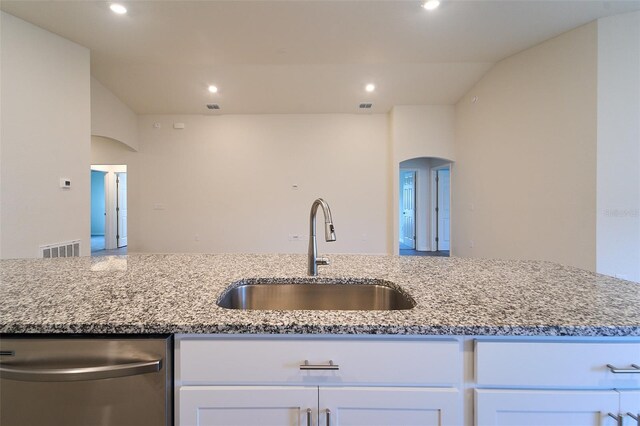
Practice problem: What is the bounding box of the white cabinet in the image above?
[180,385,460,426]
[475,340,640,426]
[475,389,619,426]
[620,391,640,426]
[320,387,460,426]
[176,335,640,426]
[180,386,317,426]
[176,336,463,426]
[475,341,640,388]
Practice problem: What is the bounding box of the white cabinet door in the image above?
[179,386,318,426]
[319,386,461,426]
[475,389,620,426]
[620,391,640,426]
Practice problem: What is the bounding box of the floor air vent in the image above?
[40,240,81,258]
[359,103,373,109]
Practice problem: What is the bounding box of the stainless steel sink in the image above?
[217,279,416,311]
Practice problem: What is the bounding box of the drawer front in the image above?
[476,340,640,388]
[178,338,461,386]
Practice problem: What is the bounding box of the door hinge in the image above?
[435,207,439,212]
[435,237,439,242]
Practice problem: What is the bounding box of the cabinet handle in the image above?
[606,364,640,373]
[306,408,312,426]
[300,360,339,371]
[608,413,623,426]
[627,412,640,426]
[326,409,331,426]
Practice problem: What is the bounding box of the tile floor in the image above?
[91,235,127,256]
[399,242,450,257]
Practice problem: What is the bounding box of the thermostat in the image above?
[60,178,71,189]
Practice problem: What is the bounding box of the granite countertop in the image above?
[1,254,639,336]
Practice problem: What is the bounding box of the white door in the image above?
[437,169,450,251]
[619,390,640,425]
[116,172,127,247]
[475,389,620,426]
[400,171,416,249]
[179,386,318,426]
[319,387,461,426]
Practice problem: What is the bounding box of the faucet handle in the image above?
[316,257,330,266]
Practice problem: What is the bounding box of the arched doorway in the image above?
[398,157,452,256]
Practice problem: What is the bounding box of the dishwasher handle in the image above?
[0,359,162,382]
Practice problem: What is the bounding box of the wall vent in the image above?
[40,240,81,259]
[359,103,373,109]
[206,104,221,110]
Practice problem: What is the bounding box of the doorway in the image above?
[398,157,452,257]
[399,170,416,250]
[90,165,127,256]
[91,170,107,251]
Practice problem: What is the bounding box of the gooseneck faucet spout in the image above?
[308,198,336,276]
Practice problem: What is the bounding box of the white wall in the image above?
[596,12,640,283]
[91,77,139,151]
[0,12,91,259]
[132,114,389,254]
[390,105,455,254]
[392,105,456,163]
[453,22,597,272]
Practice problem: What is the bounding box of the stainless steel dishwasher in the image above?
[0,335,172,426]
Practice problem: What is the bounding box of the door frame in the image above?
[399,168,418,250]
[91,165,126,251]
[431,164,451,252]
[115,172,127,248]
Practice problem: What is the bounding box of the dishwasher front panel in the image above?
[0,336,172,426]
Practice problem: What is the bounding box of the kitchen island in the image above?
[2,254,640,425]
[1,253,639,336]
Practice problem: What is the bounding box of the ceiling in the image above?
[2,0,639,114]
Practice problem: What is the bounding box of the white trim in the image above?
[431,164,452,253]
[399,167,418,249]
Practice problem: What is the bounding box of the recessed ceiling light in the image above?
[422,0,440,11]
[365,83,375,92]
[208,85,218,94]
[110,3,127,14]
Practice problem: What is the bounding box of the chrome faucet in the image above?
[308,198,336,276]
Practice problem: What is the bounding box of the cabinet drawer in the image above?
[476,340,640,388]
[178,338,461,386]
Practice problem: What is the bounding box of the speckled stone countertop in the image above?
[1,254,639,336]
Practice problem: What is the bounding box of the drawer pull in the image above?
[300,360,339,371]
[306,408,312,426]
[326,409,331,426]
[606,364,640,373]
[608,413,623,426]
[627,412,639,426]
